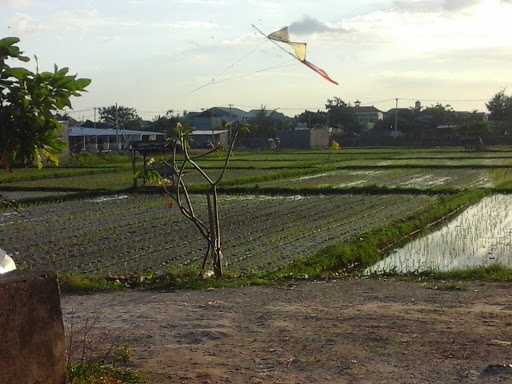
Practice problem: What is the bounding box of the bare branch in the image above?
[214,126,240,186]
[180,130,215,185]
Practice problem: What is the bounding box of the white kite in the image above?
[252,24,339,85]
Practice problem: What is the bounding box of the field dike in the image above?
[57,189,512,294]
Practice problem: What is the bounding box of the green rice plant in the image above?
[59,274,124,294]
[67,363,145,384]
[274,190,488,279]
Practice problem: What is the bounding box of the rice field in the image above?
[252,168,495,190]
[3,147,512,277]
[368,194,512,274]
[0,193,439,274]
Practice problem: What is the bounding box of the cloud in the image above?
[288,16,349,36]
[0,0,31,9]
[8,8,219,37]
[392,0,477,13]
[392,0,511,13]
[8,13,41,34]
[167,21,219,30]
[176,0,226,4]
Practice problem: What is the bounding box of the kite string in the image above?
[188,41,269,95]
[190,62,295,94]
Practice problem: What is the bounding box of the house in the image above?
[187,107,249,130]
[354,104,384,130]
[246,109,289,123]
[189,130,230,149]
[68,127,165,153]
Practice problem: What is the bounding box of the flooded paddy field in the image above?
[336,158,512,167]
[251,168,495,190]
[369,194,512,274]
[0,193,439,274]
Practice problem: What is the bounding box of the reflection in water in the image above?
[368,195,512,274]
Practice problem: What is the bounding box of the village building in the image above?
[68,127,165,153]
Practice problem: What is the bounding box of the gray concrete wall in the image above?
[310,128,330,149]
[0,272,65,384]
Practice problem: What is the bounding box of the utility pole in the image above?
[115,103,119,151]
[394,98,399,137]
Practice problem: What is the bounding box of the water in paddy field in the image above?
[368,195,512,274]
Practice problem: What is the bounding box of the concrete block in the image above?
[0,272,65,384]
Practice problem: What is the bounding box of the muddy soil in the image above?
[61,279,512,384]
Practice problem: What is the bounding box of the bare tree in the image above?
[158,123,239,278]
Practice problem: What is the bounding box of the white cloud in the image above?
[7,8,219,37]
[289,16,349,36]
[342,0,512,55]
[8,13,41,34]
[167,21,219,30]
[176,0,227,5]
[0,0,31,10]
[392,0,512,13]
[392,0,480,12]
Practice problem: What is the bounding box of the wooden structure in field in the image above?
[130,141,170,187]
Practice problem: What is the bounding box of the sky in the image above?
[2,0,512,119]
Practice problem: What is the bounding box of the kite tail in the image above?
[303,60,339,86]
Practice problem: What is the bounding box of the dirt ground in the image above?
[61,279,512,384]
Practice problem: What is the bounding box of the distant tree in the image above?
[81,119,110,129]
[421,103,457,127]
[0,37,91,170]
[247,106,289,137]
[325,97,360,134]
[295,110,328,128]
[460,114,490,138]
[149,110,181,135]
[487,90,512,122]
[98,105,141,129]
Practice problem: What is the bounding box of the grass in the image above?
[59,267,273,293]
[421,264,512,282]
[59,274,124,294]
[67,363,144,384]
[0,167,116,184]
[490,168,512,188]
[63,153,131,168]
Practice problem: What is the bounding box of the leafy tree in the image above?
[247,107,289,137]
[295,110,328,128]
[325,97,360,134]
[98,105,141,129]
[421,103,457,127]
[487,90,512,122]
[149,110,181,135]
[0,37,91,170]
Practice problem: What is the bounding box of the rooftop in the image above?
[190,130,229,135]
[355,106,383,114]
[69,127,165,137]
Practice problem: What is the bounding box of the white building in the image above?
[68,127,165,153]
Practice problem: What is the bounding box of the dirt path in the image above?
[61,279,512,383]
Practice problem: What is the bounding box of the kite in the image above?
[252,24,339,86]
